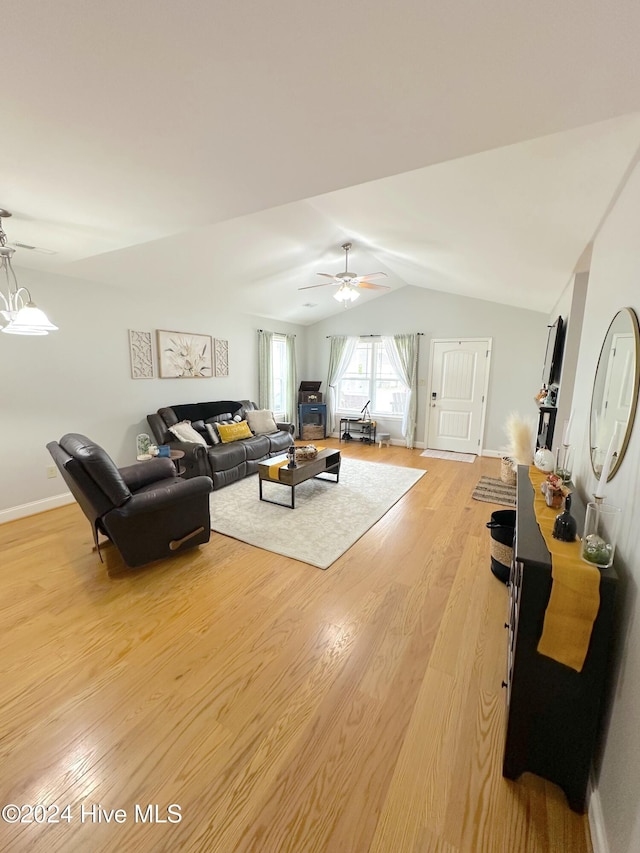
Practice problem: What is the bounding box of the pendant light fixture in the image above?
[0,209,58,336]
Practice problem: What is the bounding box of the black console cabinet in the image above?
[503,467,617,812]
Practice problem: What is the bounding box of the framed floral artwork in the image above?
[156,330,213,378]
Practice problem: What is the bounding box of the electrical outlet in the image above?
[46,465,58,479]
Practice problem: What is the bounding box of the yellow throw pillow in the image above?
[216,420,254,443]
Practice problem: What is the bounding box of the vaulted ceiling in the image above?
[4,2,640,323]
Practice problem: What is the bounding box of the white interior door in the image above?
[426,338,491,454]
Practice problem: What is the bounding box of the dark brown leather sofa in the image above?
[47,433,213,568]
[147,400,294,490]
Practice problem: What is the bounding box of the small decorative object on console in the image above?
[541,473,568,508]
[581,501,622,568]
[158,445,171,458]
[534,446,555,472]
[552,493,577,542]
[555,444,573,483]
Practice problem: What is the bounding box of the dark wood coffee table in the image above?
[258,448,341,508]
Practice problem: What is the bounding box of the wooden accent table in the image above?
[258,448,341,509]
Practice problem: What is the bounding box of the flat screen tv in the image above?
[542,315,565,386]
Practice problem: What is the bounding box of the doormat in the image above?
[472,476,516,507]
[420,449,476,463]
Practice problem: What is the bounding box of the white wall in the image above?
[548,271,588,452]
[0,268,305,518]
[569,163,640,853]
[304,285,548,452]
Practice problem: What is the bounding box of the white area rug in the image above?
[209,458,426,569]
[420,449,476,463]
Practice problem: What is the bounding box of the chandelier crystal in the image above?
[0,210,58,335]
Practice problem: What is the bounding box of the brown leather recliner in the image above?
[47,433,213,568]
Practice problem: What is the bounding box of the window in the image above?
[271,334,288,418]
[336,340,408,416]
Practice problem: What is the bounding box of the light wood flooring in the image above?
[0,442,593,852]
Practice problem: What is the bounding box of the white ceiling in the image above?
[4,1,640,324]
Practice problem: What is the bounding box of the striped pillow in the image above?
[205,413,243,445]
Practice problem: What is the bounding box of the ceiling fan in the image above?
[299,242,390,302]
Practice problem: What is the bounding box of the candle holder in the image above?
[554,444,573,483]
[581,501,622,569]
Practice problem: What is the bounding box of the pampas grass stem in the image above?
[504,412,534,466]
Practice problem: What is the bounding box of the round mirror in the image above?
[590,307,640,480]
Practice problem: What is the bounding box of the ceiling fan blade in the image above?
[355,272,387,281]
[298,282,335,290]
[357,281,391,291]
[316,272,339,280]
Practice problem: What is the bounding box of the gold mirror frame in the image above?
[589,307,640,481]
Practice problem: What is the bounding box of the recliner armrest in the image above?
[276,422,295,434]
[166,441,209,476]
[119,458,176,491]
[111,475,213,518]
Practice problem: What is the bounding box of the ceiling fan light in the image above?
[334,284,360,303]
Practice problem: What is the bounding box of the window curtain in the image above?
[258,330,298,427]
[326,336,357,435]
[284,333,298,428]
[258,329,274,410]
[383,333,419,448]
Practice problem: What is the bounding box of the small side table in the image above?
[169,449,185,476]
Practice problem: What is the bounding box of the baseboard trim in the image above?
[588,773,609,853]
[0,492,74,524]
[481,449,502,458]
[328,432,409,447]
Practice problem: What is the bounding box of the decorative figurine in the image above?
[552,493,577,542]
[287,445,297,468]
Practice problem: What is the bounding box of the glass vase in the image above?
[581,501,622,569]
[554,444,573,484]
[136,433,151,457]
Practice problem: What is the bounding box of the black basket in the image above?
[486,509,516,584]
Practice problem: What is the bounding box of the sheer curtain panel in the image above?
[383,334,419,448]
[326,336,357,435]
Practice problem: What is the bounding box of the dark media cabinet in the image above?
[502,467,617,813]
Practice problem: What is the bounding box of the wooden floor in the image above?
[0,442,593,853]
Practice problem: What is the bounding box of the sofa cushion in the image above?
[206,442,246,472]
[242,434,270,460]
[217,420,253,443]
[246,409,278,435]
[267,430,295,455]
[169,421,208,446]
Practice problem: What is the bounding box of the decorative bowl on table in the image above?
[295,445,318,461]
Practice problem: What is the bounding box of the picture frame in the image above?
[214,338,229,377]
[128,330,154,379]
[156,329,213,378]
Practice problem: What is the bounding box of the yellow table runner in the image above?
[528,467,601,672]
[268,459,289,480]
[267,446,327,481]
